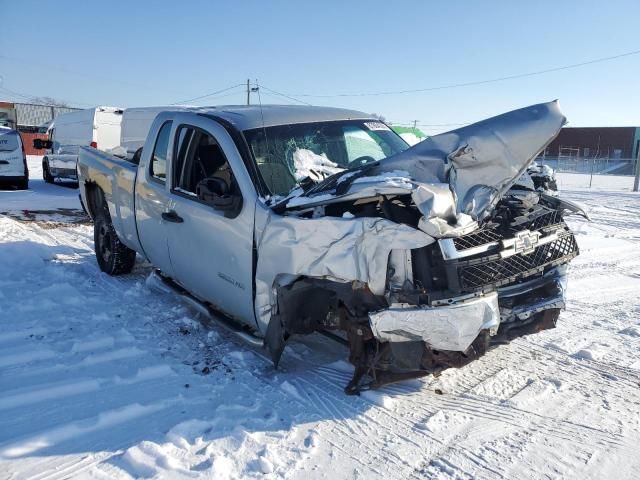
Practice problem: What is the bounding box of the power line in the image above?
[257,90,308,105]
[259,85,312,106]
[255,91,291,104]
[171,83,246,105]
[0,85,94,107]
[278,48,640,98]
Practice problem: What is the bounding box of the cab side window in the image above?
[172,125,242,217]
[173,126,238,196]
[150,121,172,182]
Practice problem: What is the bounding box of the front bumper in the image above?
[369,292,500,351]
[0,174,28,183]
[362,265,567,393]
[50,167,78,180]
[368,265,567,355]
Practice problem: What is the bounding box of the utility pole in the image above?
[412,120,418,129]
[634,148,640,192]
[246,79,251,106]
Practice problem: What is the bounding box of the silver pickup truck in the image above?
[78,102,585,393]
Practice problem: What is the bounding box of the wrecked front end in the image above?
[254,101,583,393]
[363,195,578,392]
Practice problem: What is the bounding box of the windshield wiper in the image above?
[304,161,380,197]
[270,161,381,214]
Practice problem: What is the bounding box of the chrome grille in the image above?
[452,229,502,250]
[457,232,578,292]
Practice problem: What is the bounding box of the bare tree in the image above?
[370,113,386,123]
[30,96,69,107]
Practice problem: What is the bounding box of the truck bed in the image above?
[77,146,142,253]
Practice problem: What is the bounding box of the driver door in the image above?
[164,115,257,328]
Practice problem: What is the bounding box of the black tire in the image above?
[94,206,136,275]
[16,178,28,190]
[43,159,54,183]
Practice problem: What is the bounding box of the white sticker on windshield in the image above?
[364,122,391,131]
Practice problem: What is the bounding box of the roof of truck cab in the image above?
[194,105,375,130]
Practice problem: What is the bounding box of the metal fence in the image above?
[537,155,640,190]
[537,156,638,176]
[15,103,82,128]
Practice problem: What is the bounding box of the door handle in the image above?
[161,210,184,223]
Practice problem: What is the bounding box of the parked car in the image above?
[33,106,123,183]
[77,102,585,393]
[0,126,28,189]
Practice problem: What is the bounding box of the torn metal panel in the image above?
[417,212,478,238]
[410,183,455,221]
[387,249,414,293]
[369,292,500,351]
[376,101,567,220]
[254,213,434,333]
[540,193,590,220]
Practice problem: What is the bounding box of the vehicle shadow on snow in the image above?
[0,239,427,476]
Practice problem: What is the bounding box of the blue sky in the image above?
[1,0,639,133]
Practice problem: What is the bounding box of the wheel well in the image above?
[84,183,106,219]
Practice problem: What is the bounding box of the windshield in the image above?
[244,120,409,196]
[0,129,21,152]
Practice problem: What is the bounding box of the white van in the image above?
[35,106,123,182]
[119,106,192,163]
[0,127,28,189]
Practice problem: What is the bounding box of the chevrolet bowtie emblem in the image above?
[514,230,540,255]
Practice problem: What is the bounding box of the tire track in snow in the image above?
[292,378,420,478]
[292,366,508,480]
[308,367,525,479]
[311,345,635,478]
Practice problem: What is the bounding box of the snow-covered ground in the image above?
[556,172,636,191]
[1,157,639,479]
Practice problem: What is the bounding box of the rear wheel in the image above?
[94,202,136,275]
[43,159,54,183]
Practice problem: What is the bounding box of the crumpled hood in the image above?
[375,100,566,219]
[285,101,566,222]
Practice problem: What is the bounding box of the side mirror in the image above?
[196,177,242,218]
[33,139,53,150]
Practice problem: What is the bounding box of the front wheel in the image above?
[43,160,54,183]
[94,212,136,275]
